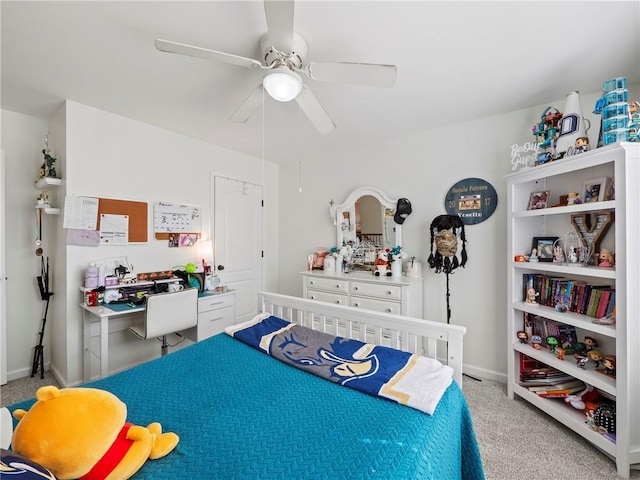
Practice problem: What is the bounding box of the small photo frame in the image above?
[582,177,609,203]
[606,178,615,201]
[528,191,549,210]
[532,236,558,262]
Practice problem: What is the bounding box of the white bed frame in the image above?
[259,292,466,385]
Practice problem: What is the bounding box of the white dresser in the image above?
[301,271,423,317]
[183,291,236,342]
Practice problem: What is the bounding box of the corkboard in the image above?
[97,198,148,243]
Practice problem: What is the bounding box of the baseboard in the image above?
[462,363,507,383]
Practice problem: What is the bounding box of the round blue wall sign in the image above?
[444,178,498,225]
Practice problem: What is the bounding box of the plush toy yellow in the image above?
[11,386,179,480]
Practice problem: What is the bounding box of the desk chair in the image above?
[128,288,198,356]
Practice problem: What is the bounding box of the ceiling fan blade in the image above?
[230,83,265,123]
[155,39,262,69]
[306,62,397,88]
[295,86,336,135]
[263,0,295,52]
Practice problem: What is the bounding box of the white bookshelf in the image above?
[506,143,640,478]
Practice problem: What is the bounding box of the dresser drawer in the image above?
[306,290,348,306]
[198,293,234,313]
[189,306,235,341]
[349,282,402,301]
[305,276,349,293]
[349,296,401,315]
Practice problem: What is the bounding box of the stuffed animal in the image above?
[11,386,179,480]
[374,250,391,276]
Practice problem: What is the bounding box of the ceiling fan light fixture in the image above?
[263,69,303,102]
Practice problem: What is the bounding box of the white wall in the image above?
[277,84,639,381]
[0,110,53,380]
[2,102,279,385]
[3,82,637,385]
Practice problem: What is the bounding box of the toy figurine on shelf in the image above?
[597,249,615,267]
[39,133,58,179]
[586,350,604,368]
[37,190,50,207]
[583,336,598,352]
[531,335,543,350]
[575,354,589,370]
[516,331,528,344]
[528,248,539,263]
[532,106,563,165]
[566,136,590,156]
[525,287,539,305]
[602,355,616,377]
[566,192,582,205]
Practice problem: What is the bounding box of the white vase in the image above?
[555,91,590,156]
[391,260,402,277]
[335,255,344,273]
[323,255,335,272]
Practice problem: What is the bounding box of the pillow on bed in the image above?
[0,448,58,479]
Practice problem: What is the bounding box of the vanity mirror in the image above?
[332,187,402,271]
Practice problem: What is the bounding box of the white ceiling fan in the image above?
[154,0,397,135]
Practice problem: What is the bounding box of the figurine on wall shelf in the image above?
[39,133,58,179]
[516,331,528,344]
[528,248,539,263]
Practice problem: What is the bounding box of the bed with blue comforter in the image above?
[9,331,484,479]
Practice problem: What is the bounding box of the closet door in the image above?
[213,175,263,323]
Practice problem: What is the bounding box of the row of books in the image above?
[519,355,586,397]
[526,313,578,349]
[523,274,615,319]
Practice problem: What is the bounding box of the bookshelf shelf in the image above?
[512,302,616,338]
[506,143,640,478]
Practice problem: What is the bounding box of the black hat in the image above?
[394,198,412,224]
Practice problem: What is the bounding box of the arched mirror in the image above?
[333,187,402,271]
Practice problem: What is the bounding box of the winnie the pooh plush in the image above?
[11,386,178,480]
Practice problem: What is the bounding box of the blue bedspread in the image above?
[9,334,485,480]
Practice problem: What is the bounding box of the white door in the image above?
[213,176,263,323]
[1,150,7,385]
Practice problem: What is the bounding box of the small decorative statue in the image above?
[525,287,539,305]
[374,250,391,277]
[597,249,614,267]
[603,355,616,376]
[566,136,590,156]
[528,248,539,262]
[39,134,58,179]
[516,331,528,344]
[567,192,582,205]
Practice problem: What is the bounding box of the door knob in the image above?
[217,265,225,271]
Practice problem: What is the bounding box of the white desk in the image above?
[81,303,145,381]
[81,287,235,382]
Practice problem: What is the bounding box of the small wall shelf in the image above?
[36,205,60,215]
[35,177,62,189]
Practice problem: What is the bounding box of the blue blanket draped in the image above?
[227,314,454,415]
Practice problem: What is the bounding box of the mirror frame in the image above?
[333,187,402,249]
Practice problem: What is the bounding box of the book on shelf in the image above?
[536,384,587,398]
[526,379,585,392]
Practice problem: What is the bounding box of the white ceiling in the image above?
[2,1,639,164]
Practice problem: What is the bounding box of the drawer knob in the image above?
[387,308,392,313]
[354,303,359,307]
[310,281,314,285]
[387,291,392,295]
[336,284,341,288]
[310,295,316,299]
[335,300,341,304]
[354,286,359,290]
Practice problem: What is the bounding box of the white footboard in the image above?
[259,291,466,386]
